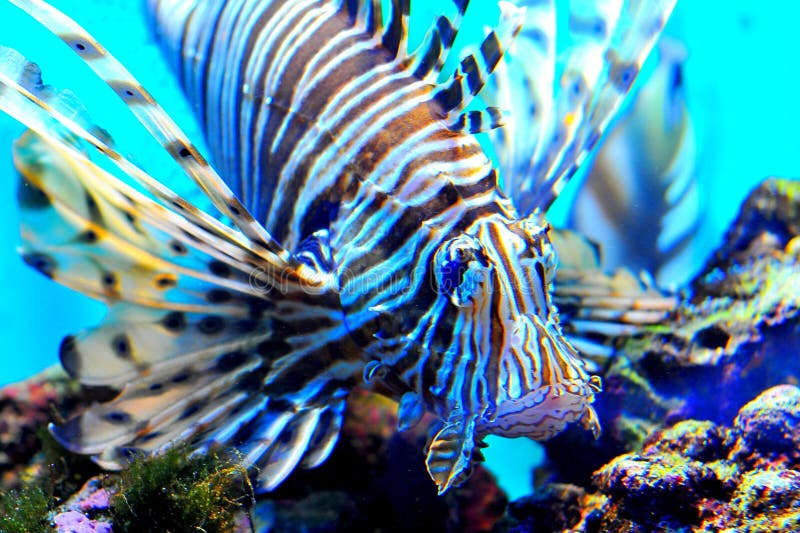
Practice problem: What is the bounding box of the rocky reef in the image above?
[494,177,800,531]
[1,177,799,531]
[496,385,800,532]
[544,177,800,487]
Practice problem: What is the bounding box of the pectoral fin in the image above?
[397,391,425,431]
[425,415,478,495]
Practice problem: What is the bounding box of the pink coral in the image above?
[53,510,112,533]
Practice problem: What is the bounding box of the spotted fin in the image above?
[7,0,297,265]
[54,355,348,493]
[0,19,350,492]
[13,119,351,489]
[18,130,351,491]
[15,136,271,308]
[488,0,677,216]
[0,45,302,287]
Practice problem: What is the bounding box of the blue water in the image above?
[0,0,798,500]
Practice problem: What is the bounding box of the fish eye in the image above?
[434,235,487,307]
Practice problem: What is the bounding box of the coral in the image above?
[0,366,64,486]
[732,469,800,514]
[0,365,107,491]
[53,510,112,533]
[730,384,800,467]
[496,385,800,532]
[47,476,115,533]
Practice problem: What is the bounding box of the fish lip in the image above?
[478,381,595,438]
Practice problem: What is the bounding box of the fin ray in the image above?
[487,0,676,215]
[7,0,299,265]
[434,1,523,127]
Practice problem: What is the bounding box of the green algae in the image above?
[111,447,254,533]
[37,426,102,500]
[0,485,51,533]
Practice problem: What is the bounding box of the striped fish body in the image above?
[148,0,504,248]
[148,0,601,491]
[0,0,674,496]
[147,0,506,347]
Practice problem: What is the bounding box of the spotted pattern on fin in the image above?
[0,0,677,498]
[9,0,299,263]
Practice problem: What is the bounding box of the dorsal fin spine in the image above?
[448,107,505,134]
[382,0,410,59]
[433,1,523,126]
[530,0,678,212]
[411,19,444,80]
[341,0,359,22]
[367,0,382,36]
[434,4,465,74]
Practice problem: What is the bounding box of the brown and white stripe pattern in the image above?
[0,0,675,495]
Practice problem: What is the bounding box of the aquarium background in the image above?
[0,0,798,501]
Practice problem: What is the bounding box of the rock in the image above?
[543,178,800,485]
[251,491,367,532]
[492,483,600,533]
[61,476,113,514]
[644,420,732,463]
[729,469,800,530]
[500,384,800,532]
[0,366,65,483]
[731,384,800,466]
[48,477,115,533]
[0,366,109,490]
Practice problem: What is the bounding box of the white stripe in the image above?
[284,84,431,244]
[245,0,318,209]
[266,3,336,154]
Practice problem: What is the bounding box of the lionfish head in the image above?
[432,213,601,441]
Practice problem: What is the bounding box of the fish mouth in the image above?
[479,381,597,440]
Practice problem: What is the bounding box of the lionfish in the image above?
[0,0,676,494]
